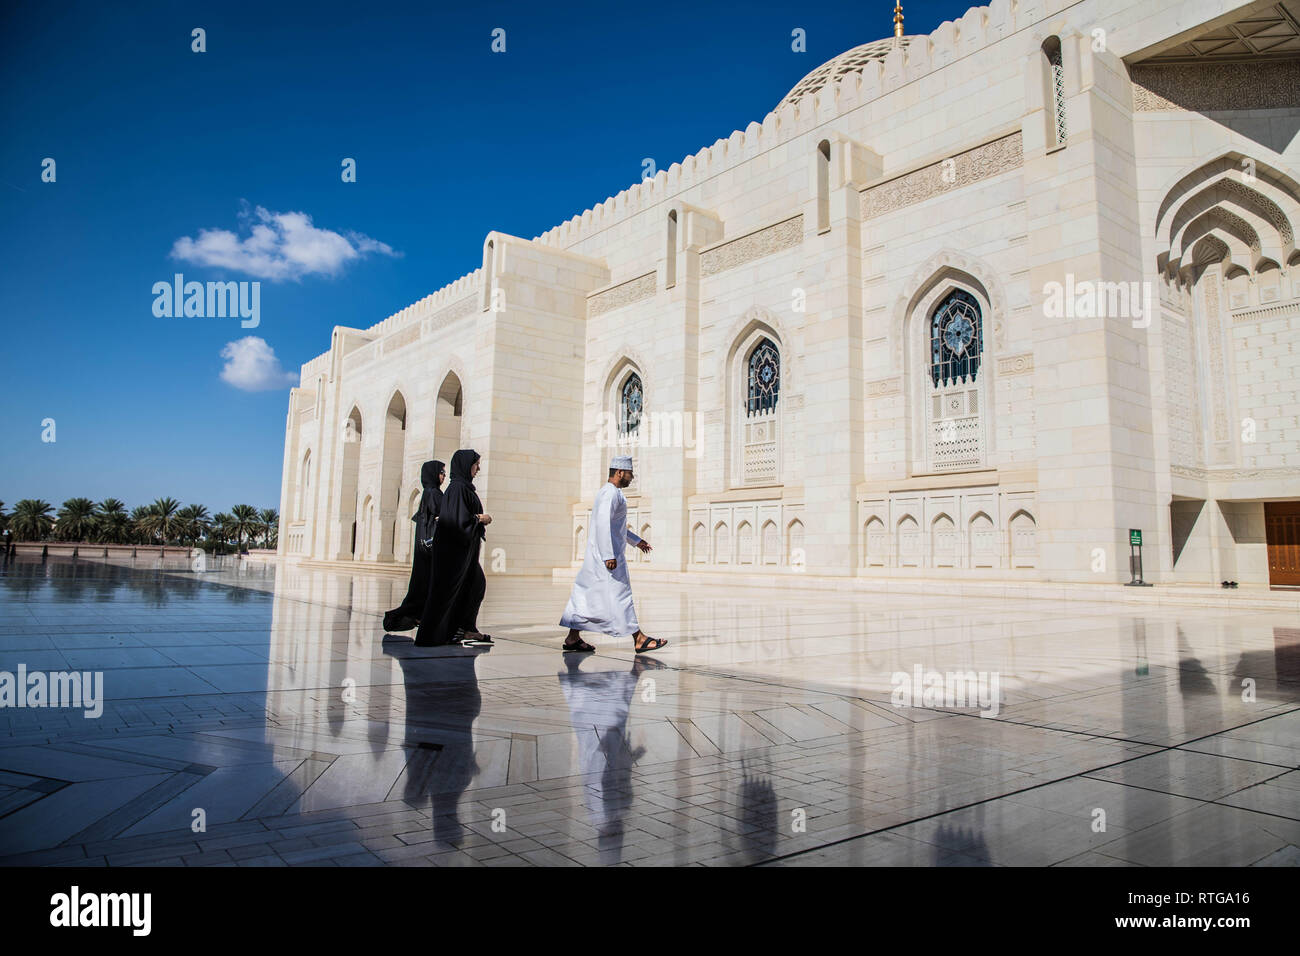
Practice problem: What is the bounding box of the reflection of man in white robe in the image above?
[557,657,643,863]
[560,456,667,653]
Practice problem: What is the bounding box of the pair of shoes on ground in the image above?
[1221,580,1239,588]
[562,634,669,654]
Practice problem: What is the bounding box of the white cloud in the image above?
[219,336,298,391]
[172,203,400,280]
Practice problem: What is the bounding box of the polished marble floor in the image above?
[0,555,1297,867]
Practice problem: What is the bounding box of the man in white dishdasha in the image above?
[560,455,667,654]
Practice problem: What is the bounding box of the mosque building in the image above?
[278,0,1300,590]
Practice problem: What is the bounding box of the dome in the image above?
[777,37,915,111]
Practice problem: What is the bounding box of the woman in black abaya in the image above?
[415,449,493,647]
[383,459,445,632]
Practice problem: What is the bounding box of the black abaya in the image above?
[384,460,444,629]
[415,449,487,647]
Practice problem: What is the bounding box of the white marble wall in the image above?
[279,0,1299,589]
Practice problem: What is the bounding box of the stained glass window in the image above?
[747,338,780,415]
[930,290,983,387]
[620,372,643,435]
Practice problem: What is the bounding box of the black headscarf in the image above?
[414,459,445,527]
[443,449,484,539]
[449,449,479,490]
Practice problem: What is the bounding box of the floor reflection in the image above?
[2,555,1299,867]
[385,641,490,848]
[557,656,659,864]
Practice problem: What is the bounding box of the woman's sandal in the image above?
[634,636,668,654]
[563,636,595,653]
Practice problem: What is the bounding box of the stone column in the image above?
[799,135,878,575]
[1025,36,1162,583]
[468,233,609,577]
[643,204,719,571]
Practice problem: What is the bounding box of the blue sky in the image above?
[0,0,971,513]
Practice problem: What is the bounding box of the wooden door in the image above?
[1265,502,1300,587]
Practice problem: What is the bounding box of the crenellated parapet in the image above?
[360,267,484,339]
[296,267,485,385]
[299,351,331,382]
[297,0,1066,384]
[531,0,1060,252]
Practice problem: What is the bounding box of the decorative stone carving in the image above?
[700,215,803,277]
[1172,464,1300,481]
[890,248,1009,371]
[1132,60,1300,112]
[589,272,656,317]
[1233,302,1300,322]
[429,295,477,331]
[861,132,1023,221]
[342,345,376,374]
[996,353,1032,376]
[1220,179,1294,244]
[382,324,420,355]
[1205,206,1262,256]
[866,377,902,396]
[1159,277,1188,316]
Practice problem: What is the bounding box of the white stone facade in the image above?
[279,0,1300,589]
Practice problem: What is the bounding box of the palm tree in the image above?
[176,504,211,546]
[11,499,55,541]
[149,497,182,544]
[230,504,258,551]
[0,500,8,535]
[210,512,234,553]
[259,508,280,549]
[130,504,158,544]
[56,497,98,542]
[95,499,130,544]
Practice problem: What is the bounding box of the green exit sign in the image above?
[1130,529,1142,546]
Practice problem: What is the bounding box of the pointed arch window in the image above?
[620,372,643,436]
[1043,37,1067,147]
[816,140,832,233]
[930,290,983,387]
[747,338,781,415]
[297,450,312,521]
[921,287,988,473]
[666,210,678,289]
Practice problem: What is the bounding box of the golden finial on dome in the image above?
[893,1,904,38]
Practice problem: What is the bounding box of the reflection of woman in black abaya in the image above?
[415,449,493,647]
[383,459,445,632]
[383,640,488,848]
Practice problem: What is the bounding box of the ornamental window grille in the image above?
[1047,40,1067,145]
[930,290,983,387]
[926,289,987,472]
[737,335,782,486]
[620,373,643,435]
[746,338,780,415]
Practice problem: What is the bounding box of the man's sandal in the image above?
[635,636,668,654]
[563,636,595,653]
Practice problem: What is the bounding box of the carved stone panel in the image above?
[861,133,1023,221]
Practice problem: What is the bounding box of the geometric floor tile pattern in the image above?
[1,556,1296,866]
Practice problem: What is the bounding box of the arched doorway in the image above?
[435,372,464,463]
[378,391,407,562]
[338,406,362,560]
